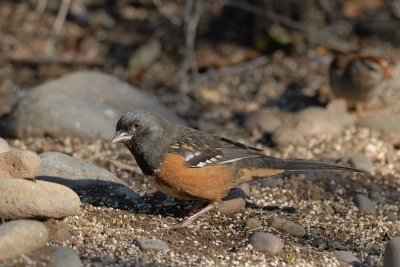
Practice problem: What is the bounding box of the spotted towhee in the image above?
[112,110,360,228]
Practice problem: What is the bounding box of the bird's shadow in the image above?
[37,175,198,218]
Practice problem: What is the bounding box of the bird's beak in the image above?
[112,131,132,144]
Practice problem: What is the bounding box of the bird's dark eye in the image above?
[133,122,141,130]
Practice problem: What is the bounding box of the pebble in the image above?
[136,237,169,251]
[0,179,80,219]
[353,194,377,215]
[0,137,9,153]
[5,71,184,140]
[217,187,246,215]
[0,219,49,260]
[384,236,400,267]
[334,250,362,266]
[217,198,246,215]
[0,150,41,179]
[245,218,262,229]
[238,183,251,196]
[248,232,283,255]
[38,152,139,201]
[270,216,306,237]
[49,246,83,267]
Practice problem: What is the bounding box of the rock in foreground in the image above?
[0,150,41,179]
[0,179,80,219]
[0,220,48,260]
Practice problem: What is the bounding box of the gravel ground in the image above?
[3,121,399,266]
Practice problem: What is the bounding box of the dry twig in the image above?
[53,0,72,35]
[182,0,203,95]
[199,56,269,80]
[223,0,357,53]
[151,0,182,26]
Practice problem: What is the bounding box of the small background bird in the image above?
[112,110,360,228]
[329,53,393,103]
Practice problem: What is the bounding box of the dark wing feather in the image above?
[168,127,263,168]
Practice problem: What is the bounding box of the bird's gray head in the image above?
[112,110,173,149]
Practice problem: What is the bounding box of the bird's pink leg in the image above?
[170,203,217,229]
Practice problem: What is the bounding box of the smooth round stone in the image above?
[270,216,306,237]
[245,218,262,229]
[0,137,9,153]
[237,183,251,196]
[50,246,83,267]
[249,232,283,255]
[0,179,80,219]
[217,188,246,215]
[334,250,361,266]
[384,236,400,267]
[0,219,49,260]
[353,194,377,215]
[217,198,246,215]
[136,237,169,251]
[0,150,41,179]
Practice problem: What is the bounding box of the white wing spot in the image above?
[194,151,201,156]
[184,153,194,161]
[216,155,223,159]
[170,144,180,149]
[210,157,218,162]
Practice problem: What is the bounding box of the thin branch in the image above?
[184,0,203,95]
[53,0,72,35]
[199,55,269,80]
[152,0,182,26]
[32,0,48,22]
[223,0,357,53]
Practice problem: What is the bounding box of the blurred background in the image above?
[1,0,400,133]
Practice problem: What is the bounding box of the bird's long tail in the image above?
[236,156,362,183]
[266,157,361,172]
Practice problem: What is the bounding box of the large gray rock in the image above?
[5,71,184,140]
[0,219,49,260]
[38,152,139,201]
[273,100,355,146]
[0,179,81,219]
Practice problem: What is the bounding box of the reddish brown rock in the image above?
[0,150,41,179]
